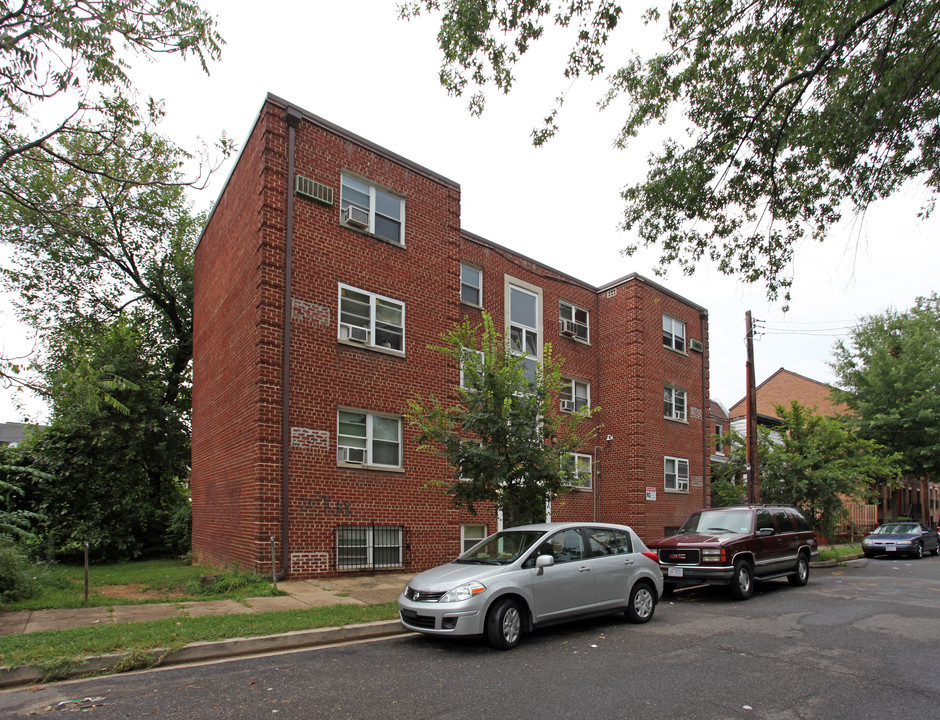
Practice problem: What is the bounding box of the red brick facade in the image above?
[192,95,711,578]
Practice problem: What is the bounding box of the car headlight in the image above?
[439,581,486,603]
[897,540,913,546]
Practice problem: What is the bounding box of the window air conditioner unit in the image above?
[689,338,704,353]
[560,399,575,412]
[342,205,369,228]
[559,319,578,337]
[341,447,366,464]
[341,324,371,344]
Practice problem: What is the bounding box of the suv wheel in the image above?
[485,598,522,650]
[730,560,754,600]
[625,582,656,624]
[787,553,810,587]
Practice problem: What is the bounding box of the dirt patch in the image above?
[91,584,182,601]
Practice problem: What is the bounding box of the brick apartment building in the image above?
[192,94,711,579]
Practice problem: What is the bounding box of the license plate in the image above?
[667,567,684,578]
[887,545,896,552]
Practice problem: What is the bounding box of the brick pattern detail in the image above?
[290,551,330,576]
[291,427,330,450]
[293,298,330,326]
[192,96,712,580]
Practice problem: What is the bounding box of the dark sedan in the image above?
[862,522,940,559]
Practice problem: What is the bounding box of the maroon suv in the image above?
[648,505,818,600]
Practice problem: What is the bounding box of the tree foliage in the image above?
[830,293,940,481]
[407,313,599,527]
[4,319,191,561]
[714,402,901,535]
[0,98,208,408]
[0,0,223,172]
[404,0,940,306]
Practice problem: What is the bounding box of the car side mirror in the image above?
[535,554,554,573]
[756,528,775,537]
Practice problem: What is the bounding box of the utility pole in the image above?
[745,311,760,504]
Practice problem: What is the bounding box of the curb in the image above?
[810,553,864,569]
[0,620,407,689]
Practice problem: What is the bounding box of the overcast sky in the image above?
[2,0,938,421]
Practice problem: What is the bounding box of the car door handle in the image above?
[623,560,634,565]
[579,566,591,573]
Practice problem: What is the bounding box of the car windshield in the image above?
[872,523,919,535]
[456,531,546,565]
[678,510,753,535]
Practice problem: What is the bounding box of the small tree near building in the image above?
[407,313,598,528]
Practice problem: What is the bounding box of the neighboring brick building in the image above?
[728,367,847,423]
[192,95,711,579]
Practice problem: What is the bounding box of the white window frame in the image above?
[338,284,405,354]
[715,422,725,456]
[461,524,488,553]
[560,378,590,413]
[336,525,403,569]
[460,348,485,390]
[664,456,690,492]
[564,453,593,489]
[460,263,482,306]
[663,314,686,353]
[559,301,589,342]
[337,409,403,468]
[664,385,687,421]
[340,172,405,245]
[506,278,542,386]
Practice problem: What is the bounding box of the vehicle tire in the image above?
[932,542,940,557]
[787,553,810,587]
[485,598,522,650]
[729,560,754,601]
[625,582,656,624]
[863,551,875,559]
[913,543,923,559]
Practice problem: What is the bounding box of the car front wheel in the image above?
[625,582,656,623]
[730,560,754,600]
[485,598,522,650]
[913,543,923,559]
[787,553,810,587]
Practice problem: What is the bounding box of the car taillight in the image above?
[642,551,658,563]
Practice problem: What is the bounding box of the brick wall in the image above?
[193,95,710,578]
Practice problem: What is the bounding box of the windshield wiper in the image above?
[706,527,734,533]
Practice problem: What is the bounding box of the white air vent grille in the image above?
[295,175,334,205]
[689,338,704,353]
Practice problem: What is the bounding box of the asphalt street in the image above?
[2,555,938,719]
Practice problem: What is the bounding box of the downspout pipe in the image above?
[279,106,302,580]
[700,310,709,509]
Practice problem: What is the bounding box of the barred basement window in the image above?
[335,524,404,570]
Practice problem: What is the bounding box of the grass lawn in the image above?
[816,544,863,562]
[2,558,280,611]
[0,558,401,679]
[0,603,400,676]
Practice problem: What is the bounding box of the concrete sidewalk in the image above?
[0,573,412,637]
[0,574,413,688]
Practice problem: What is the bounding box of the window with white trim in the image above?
[559,301,589,342]
[337,410,402,467]
[560,378,590,413]
[340,173,405,244]
[461,524,487,553]
[715,422,725,455]
[665,456,690,492]
[338,284,405,353]
[336,525,403,569]
[509,283,540,385]
[664,386,687,421]
[461,264,482,306]
[564,453,593,489]
[460,348,485,389]
[663,314,686,352]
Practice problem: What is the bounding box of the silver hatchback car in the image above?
[398,522,663,650]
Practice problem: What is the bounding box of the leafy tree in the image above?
[0,0,222,173]
[404,0,940,306]
[407,313,599,527]
[731,402,901,536]
[709,428,747,507]
[830,293,940,483]
[8,319,190,561]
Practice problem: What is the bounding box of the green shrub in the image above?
[165,503,191,558]
[0,542,43,603]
